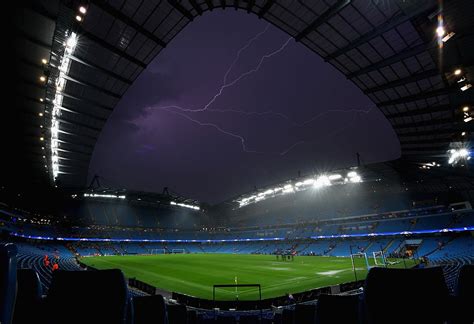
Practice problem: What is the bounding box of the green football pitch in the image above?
[81,254,417,300]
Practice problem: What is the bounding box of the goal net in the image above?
[172,248,185,254]
[350,252,370,277]
[373,251,386,266]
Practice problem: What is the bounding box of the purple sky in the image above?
[89,11,400,204]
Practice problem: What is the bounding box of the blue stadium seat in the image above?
[46,269,129,324]
[363,267,449,324]
[315,294,360,324]
[133,295,168,324]
[0,243,18,324]
[13,269,43,324]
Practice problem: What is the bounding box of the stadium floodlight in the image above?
[303,178,315,185]
[463,106,469,112]
[75,15,82,22]
[314,175,331,189]
[442,31,455,42]
[79,6,87,14]
[40,76,46,82]
[347,171,358,178]
[41,58,47,64]
[349,175,362,183]
[38,112,43,117]
[328,174,342,180]
[462,132,466,136]
[48,32,78,182]
[170,201,200,211]
[263,189,274,195]
[436,26,445,37]
[448,148,470,165]
[454,69,462,76]
[84,193,126,199]
[282,186,294,193]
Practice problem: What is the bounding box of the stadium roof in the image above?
[12,0,474,191]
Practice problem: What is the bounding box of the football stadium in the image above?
[3,0,474,323]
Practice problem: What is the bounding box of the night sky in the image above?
[89,11,400,204]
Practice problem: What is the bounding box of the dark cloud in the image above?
[89,11,400,203]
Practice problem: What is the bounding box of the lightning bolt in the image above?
[151,25,376,155]
[164,36,293,113]
[159,106,372,156]
[223,24,271,84]
[160,107,265,154]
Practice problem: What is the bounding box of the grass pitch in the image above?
[81,254,415,300]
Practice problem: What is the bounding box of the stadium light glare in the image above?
[237,169,362,208]
[39,76,46,82]
[75,15,82,22]
[462,106,469,112]
[436,26,445,37]
[347,171,358,178]
[38,112,43,117]
[303,178,315,185]
[448,148,470,165]
[328,174,342,180]
[350,175,362,183]
[84,193,126,199]
[41,58,47,64]
[442,31,455,42]
[40,137,44,141]
[461,132,466,136]
[454,69,462,76]
[48,32,78,181]
[170,201,200,211]
[79,6,87,14]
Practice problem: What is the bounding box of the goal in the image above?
[350,252,370,273]
[373,250,386,266]
[171,248,186,254]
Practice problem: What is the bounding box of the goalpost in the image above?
[171,248,185,254]
[150,249,167,255]
[350,252,370,281]
[373,250,386,267]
